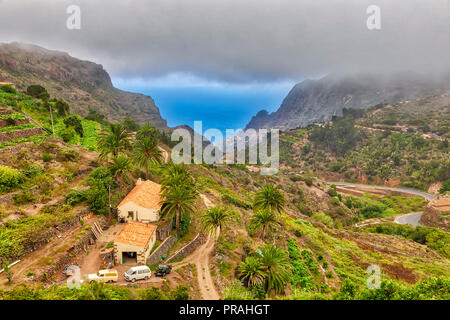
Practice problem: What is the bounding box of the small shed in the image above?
[114,221,157,265]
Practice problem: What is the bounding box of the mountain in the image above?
[0,42,167,129]
[246,72,450,131]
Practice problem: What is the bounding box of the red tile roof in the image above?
[118,180,163,211]
[115,221,157,248]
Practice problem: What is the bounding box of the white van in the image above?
[124,265,151,282]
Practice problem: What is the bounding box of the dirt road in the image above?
[173,194,220,300]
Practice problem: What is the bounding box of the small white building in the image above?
[114,221,157,265]
[117,179,164,223]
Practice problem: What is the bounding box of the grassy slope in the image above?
[279,94,450,190]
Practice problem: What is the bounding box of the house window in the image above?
[128,211,134,219]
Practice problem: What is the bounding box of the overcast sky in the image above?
[0,0,449,84]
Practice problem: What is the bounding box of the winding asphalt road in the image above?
[327,182,435,227]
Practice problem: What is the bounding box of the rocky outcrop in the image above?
[246,72,450,131]
[0,42,167,129]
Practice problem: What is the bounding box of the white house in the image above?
[117,179,164,223]
[114,221,157,265]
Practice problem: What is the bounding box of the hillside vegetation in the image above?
[280,93,450,190]
[0,84,448,301]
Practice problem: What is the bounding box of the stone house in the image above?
[114,221,157,265]
[117,179,164,223]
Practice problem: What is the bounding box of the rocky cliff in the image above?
[246,72,450,131]
[0,42,167,129]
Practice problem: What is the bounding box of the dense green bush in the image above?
[63,115,84,137]
[0,85,16,94]
[26,85,49,100]
[440,179,450,194]
[178,213,191,238]
[66,188,88,206]
[60,127,76,142]
[0,165,24,191]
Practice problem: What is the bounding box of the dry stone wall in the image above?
[146,235,177,265]
[166,233,205,263]
[0,127,44,142]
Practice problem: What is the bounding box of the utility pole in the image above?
[108,184,111,223]
[49,104,55,138]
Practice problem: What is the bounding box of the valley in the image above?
[0,48,448,302]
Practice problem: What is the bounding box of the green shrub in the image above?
[169,285,190,300]
[22,164,44,178]
[311,212,334,227]
[178,213,191,238]
[66,189,88,206]
[327,185,338,197]
[60,127,76,142]
[42,153,52,162]
[13,191,35,205]
[26,85,49,100]
[139,287,167,300]
[440,179,450,194]
[0,85,16,94]
[0,165,24,191]
[63,115,83,137]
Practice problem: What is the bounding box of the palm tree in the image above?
[133,137,163,180]
[97,123,131,160]
[161,184,197,234]
[250,209,279,240]
[136,123,159,141]
[109,155,132,196]
[160,163,194,195]
[200,206,234,235]
[257,244,290,294]
[238,257,266,287]
[253,184,286,215]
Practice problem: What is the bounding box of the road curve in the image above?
[327,182,434,226]
[394,212,423,227]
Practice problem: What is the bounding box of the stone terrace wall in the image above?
[0,127,44,142]
[41,216,107,281]
[147,235,177,266]
[166,233,205,263]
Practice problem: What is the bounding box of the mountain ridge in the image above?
[246,72,450,131]
[0,42,168,129]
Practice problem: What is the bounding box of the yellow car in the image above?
[87,269,118,283]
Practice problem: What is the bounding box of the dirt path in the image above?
[159,146,169,163]
[172,194,220,300]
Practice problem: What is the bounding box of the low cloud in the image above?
[0,0,449,83]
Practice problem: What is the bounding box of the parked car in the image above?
[62,264,78,277]
[155,264,172,277]
[124,265,151,282]
[87,269,118,283]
